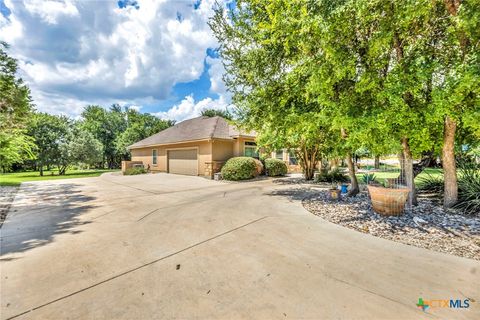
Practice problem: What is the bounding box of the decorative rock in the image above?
[303,190,480,261]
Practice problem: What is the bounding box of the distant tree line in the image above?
[0,42,174,175]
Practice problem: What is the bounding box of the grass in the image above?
[356,168,443,187]
[0,169,119,186]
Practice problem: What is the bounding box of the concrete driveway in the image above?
[1,173,478,319]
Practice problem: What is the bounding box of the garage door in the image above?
[168,149,198,175]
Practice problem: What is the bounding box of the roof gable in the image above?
[128,116,255,149]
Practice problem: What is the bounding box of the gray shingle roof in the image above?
[128,116,255,149]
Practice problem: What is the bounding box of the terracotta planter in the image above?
[329,188,341,200]
[367,185,410,216]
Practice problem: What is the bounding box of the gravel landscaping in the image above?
[0,186,18,227]
[303,190,480,260]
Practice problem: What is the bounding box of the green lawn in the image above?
[356,168,443,186]
[0,169,119,186]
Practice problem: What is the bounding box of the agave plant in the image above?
[361,173,376,185]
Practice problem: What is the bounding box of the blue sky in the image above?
[0,0,230,121]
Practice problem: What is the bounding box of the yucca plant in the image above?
[455,161,480,215]
[417,173,444,194]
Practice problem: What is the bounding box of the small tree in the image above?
[69,130,103,168]
[29,113,71,175]
[201,108,233,120]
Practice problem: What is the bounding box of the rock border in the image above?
[302,190,480,260]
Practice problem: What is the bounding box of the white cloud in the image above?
[1,0,229,117]
[128,105,142,112]
[155,94,229,122]
[23,0,79,24]
[0,1,23,43]
[206,55,228,97]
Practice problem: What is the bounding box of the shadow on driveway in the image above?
[0,183,97,257]
[265,186,320,202]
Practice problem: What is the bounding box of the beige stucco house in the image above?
[127,116,257,177]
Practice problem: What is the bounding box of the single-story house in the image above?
[126,116,301,178]
[127,116,257,177]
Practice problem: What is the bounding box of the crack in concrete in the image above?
[5,216,269,320]
[136,208,160,221]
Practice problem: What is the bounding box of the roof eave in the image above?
[128,138,214,150]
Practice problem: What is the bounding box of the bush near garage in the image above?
[221,157,258,180]
[265,158,287,176]
[124,167,147,175]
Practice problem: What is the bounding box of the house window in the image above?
[244,141,258,158]
[275,150,284,160]
[152,149,157,165]
[289,150,298,165]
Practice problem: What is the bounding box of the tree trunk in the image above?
[397,152,406,184]
[346,154,359,197]
[442,116,458,208]
[340,128,359,196]
[39,161,43,176]
[330,158,340,170]
[374,155,380,169]
[297,147,317,180]
[401,138,416,209]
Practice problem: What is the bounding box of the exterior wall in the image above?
[130,140,212,176]
[205,140,235,178]
[130,137,258,177]
[212,140,233,161]
[121,160,143,173]
[271,149,302,173]
[233,137,256,157]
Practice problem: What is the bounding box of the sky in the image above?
[0,0,232,121]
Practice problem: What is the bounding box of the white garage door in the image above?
[168,149,198,176]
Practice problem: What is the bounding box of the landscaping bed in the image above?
[0,186,18,226]
[303,190,480,260]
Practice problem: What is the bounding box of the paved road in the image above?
[1,173,478,319]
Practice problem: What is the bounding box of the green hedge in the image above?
[265,158,287,176]
[124,167,147,175]
[221,157,258,181]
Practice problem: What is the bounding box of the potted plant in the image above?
[367,182,410,216]
[329,185,341,200]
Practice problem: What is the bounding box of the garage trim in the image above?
[166,147,199,176]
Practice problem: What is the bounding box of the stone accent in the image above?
[121,160,144,173]
[204,161,226,179]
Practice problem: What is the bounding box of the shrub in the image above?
[315,168,349,183]
[265,158,287,176]
[221,157,258,180]
[361,173,376,185]
[124,167,147,175]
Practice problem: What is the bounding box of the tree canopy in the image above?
[210,0,480,206]
[0,42,35,171]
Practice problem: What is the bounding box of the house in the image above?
[126,116,257,177]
